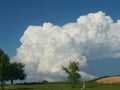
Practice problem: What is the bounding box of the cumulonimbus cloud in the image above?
[13,11,120,82]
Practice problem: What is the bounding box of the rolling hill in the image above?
[95,75,120,84]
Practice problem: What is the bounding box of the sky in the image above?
[1,0,120,82]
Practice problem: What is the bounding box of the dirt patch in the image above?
[96,76,120,84]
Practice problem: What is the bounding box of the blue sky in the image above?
[1,0,120,56]
[1,0,120,81]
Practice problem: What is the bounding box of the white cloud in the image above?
[13,11,120,82]
[79,71,97,81]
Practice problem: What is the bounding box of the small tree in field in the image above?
[62,61,80,88]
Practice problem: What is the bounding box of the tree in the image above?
[62,61,81,88]
[0,49,9,90]
[6,62,26,84]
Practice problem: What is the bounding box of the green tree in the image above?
[0,49,9,90]
[6,62,26,84]
[62,61,81,88]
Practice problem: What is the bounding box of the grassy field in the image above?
[2,82,120,90]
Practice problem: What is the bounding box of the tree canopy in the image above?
[0,48,26,90]
[6,62,26,84]
[0,49,10,90]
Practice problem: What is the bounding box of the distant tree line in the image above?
[0,49,26,90]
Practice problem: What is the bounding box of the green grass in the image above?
[1,82,120,90]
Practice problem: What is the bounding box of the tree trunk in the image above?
[11,79,14,85]
[72,82,76,88]
[1,81,5,90]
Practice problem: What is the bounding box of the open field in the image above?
[2,82,120,90]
